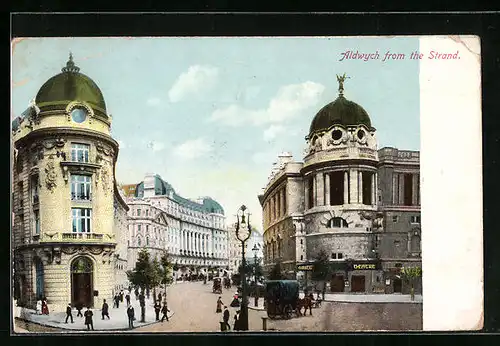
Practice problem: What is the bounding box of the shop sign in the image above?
[297,263,314,271]
[348,261,381,271]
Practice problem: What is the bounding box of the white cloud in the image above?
[168,65,219,102]
[174,138,213,159]
[147,141,165,152]
[147,97,161,106]
[263,124,286,141]
[209,81,324,127]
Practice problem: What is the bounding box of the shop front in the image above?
[345,260,383,294]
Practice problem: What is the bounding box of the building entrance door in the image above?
[71,257,94,307]
[393,277,403,293]
[330,274,345,292]
[350,275,366,293]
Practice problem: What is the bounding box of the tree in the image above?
[400,266,422,300]
[312,250,330,290]
[126,248,156,322]
[159,251,174,298]
[150,256,162,303]
[267,260,285,280]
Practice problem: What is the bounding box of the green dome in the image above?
[202,197,224,215]
[309,95,372,136]
[35,54,107,115]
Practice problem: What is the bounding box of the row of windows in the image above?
[263,187,287,227]
[392,215,421,224]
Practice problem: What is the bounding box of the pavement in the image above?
[15,296,175,331]
[321,293,423,303]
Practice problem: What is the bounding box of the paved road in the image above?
[136,282,422,332]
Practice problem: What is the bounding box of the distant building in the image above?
[227,226,263,274]
[259,77,421,294]
[126,173,229,277]
[11,55,128,310]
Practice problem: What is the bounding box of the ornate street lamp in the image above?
[252,244,259,283]
[235,205,252,331]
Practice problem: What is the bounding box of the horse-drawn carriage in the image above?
[212,277,222,294]
[265,280,300,319]
[265,280,316,319]
[223,277,231,289]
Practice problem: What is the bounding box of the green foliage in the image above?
[159,251,174,286]
[400,266,422,288]
[126,248,153,291]
[312,249,330,282]
[238,259,263,279]
[267,260,285,280]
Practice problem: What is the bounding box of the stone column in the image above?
[316,172,325,206]
[374,172,378,205]
[349,169,358,204]
[399,174,404,205]
[282,189,286,215]
[358,171,363,205]
[412,174,418,206]
[343,171,349,205]
[392,173,398,205]
[371,172,375,206]
[312,175,317,207]
[325,173,331,206]
[305,178,310,209]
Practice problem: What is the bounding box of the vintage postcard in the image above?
[10,35,482,333]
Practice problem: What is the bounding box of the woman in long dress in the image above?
[216,296,223,313]
[41,298,49,315]
[230,293,240,308]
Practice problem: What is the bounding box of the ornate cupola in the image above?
[304,74,378,163]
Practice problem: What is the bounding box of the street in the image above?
[135,281,422,332]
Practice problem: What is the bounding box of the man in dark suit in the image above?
[223,306,231,330]
[65,303,74,323]
[84,307,94,331]
[154,300,161,321]
[102,299,110,320]
[127,305,135,329]
[161,302,170,322]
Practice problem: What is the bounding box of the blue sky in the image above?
[12,37,420,230]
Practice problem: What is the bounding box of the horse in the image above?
[295,296,313,316]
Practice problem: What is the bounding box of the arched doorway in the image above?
[35,258,44,300]
[71,257,94,308]
[393,277,403,293]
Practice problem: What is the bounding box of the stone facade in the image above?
[11,56,124,311]
[113,190,129,294]
[125,173,229,277]
[258,82,421,294]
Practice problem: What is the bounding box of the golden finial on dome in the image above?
[336,73,350,97]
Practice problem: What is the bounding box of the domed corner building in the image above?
[259,75,422,295]
[11,54,130,311]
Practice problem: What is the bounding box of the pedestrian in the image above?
[216,296,223,313]
[36,298,42,315]
[223,306,231,330]
[154,300,161,321]
[76,301,84,317]
[160,302,170,322]
[233,310,240,331]
[84,307,94,331]
[127,305,135,329]
[158,292,162,303]
[102,299,110,320]
[120,290,124,303]
[125,293,131,306]
[41,297,49,315]
[230,293,240,307]
[112,294,117,308]
[134,288,139,300]
[114,294,120,309]
[65,303,74,323]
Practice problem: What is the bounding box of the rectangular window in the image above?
[330,171,344,206]
[307,176,314,208]
[34,210,40,234]
[338,253,343,259]
[137,209,141,216]
[70,175,92,200]
[138,224,141,232]
[31,175,39,204]
[71,208,92,233]
[331,253,337,259]
[404,173,413,206]
[362,172,373,205]
[71,143,90,163]
[410,216,421,224]
[392,216,398,223]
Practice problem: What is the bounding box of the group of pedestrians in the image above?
[62,289,172,331]
[36,297,49,315]
[216,296,242,331]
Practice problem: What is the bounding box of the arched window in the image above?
[137,237,142,247]
[327,217,349,228]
